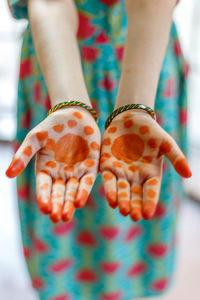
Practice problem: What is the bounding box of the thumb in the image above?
[5,130,47,178]
[159,135,192,178]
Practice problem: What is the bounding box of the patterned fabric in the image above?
[8,0,189,299]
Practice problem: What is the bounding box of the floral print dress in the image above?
[8,0,189,299]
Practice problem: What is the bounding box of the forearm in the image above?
[115,0,177,110]
[28,0,90,107]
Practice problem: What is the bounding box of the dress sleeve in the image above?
[7,0,28,20]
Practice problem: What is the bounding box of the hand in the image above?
[6,107,101,223]
[100,110,192,222]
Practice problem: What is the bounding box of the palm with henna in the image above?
[100,110,192,222]
[6,107,101,223]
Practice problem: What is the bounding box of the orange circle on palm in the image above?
[111,134,144,163]
[44,133,89,164]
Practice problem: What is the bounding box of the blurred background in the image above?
[0,0,200,299]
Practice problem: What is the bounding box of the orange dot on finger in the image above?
[102,173,114,180]
[174,157,192,178]
[90,141,100,151]
[141,155,153,163]
[147,138,157,149]
[160,141,172,154]
[84,159,95,168]
[130,207,142,222]
[50,203,63,223]
[37,196,52,215]
[146,189,156,198]
[106,191,117,208]
[131,186,142,196]
[148,178,159,186]
[102,138,111,146]
[23,146,32,157]
[118,181,128,188]
[128,165,138,173]
[67,119,77,128]
[84,126,94,135]
[64,165,74,172]
[85,177,93,186]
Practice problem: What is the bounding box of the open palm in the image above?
[100,111,191,222]
[6,107,101,223]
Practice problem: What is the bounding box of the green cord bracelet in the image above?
[105,104,156,129]
[47,100,98,122]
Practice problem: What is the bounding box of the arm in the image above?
[115,0,177,110]
[27,0,91,107]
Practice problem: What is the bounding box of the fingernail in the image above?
[5,157,25,178]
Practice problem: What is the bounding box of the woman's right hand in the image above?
[6,107,101,223]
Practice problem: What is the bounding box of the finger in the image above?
[101,171,117,209]
[159,137,192,178]
[5,131,45,178]
[142,176,161,220]
[130,184,143,222]
[117,179,130,216]
[62,177,79,222]
[74,174,95,208]
[50,178,65,223]
[36,170,52,215]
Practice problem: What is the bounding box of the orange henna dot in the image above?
[131,186,142,195]
[44,133,89,165]
[100,157,109,164]
[111,134,144,163]
[174,157,192,178]
[141,155,153,163]
[6,157,25,178]
[64,165,74,172]
[85,177,93,186]
[100,153,111,163]
[67,191,76,198]
[128,165,138,172]
[113,161,122,168]
[67,119,77,128]
[23,146,32,157]
[53,124,64,133]
[36,131,48,141]
[147,138,157,149]
[124,120,133,128]
[84,159,95,168]
[139,125,150,134]
[146,189,156,198]
[73,111,82,119]
[68,177,78,184]
[45,161,57,168]
[62,202,75,222]
[91,141,100,151]
[160,141,172,154]
[148,178,159,186]
[50,203,62,223]
[102,173,114,180]
[130,207,142,222]
[84,126,94,135]
[37,196,52,214]
[118,181,128,189]
[108,127,117,133]
[102,138,111,146]
[118,192,128,198]
[132,199,142,205]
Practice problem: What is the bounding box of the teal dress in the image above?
[8,1,189,299]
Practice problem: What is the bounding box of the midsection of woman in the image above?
[7,0,189,299]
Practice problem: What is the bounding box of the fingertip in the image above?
[74,189,88,208]
[37,196,52,215]
[130,210,142,222]
[5,158,25,178]
[50,203,62,223]
[174,157,192,178]
[62,202,75,222]
[142,201,155,220]
[119,202,130,216]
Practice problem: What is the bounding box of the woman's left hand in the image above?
[100,110,192,222]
